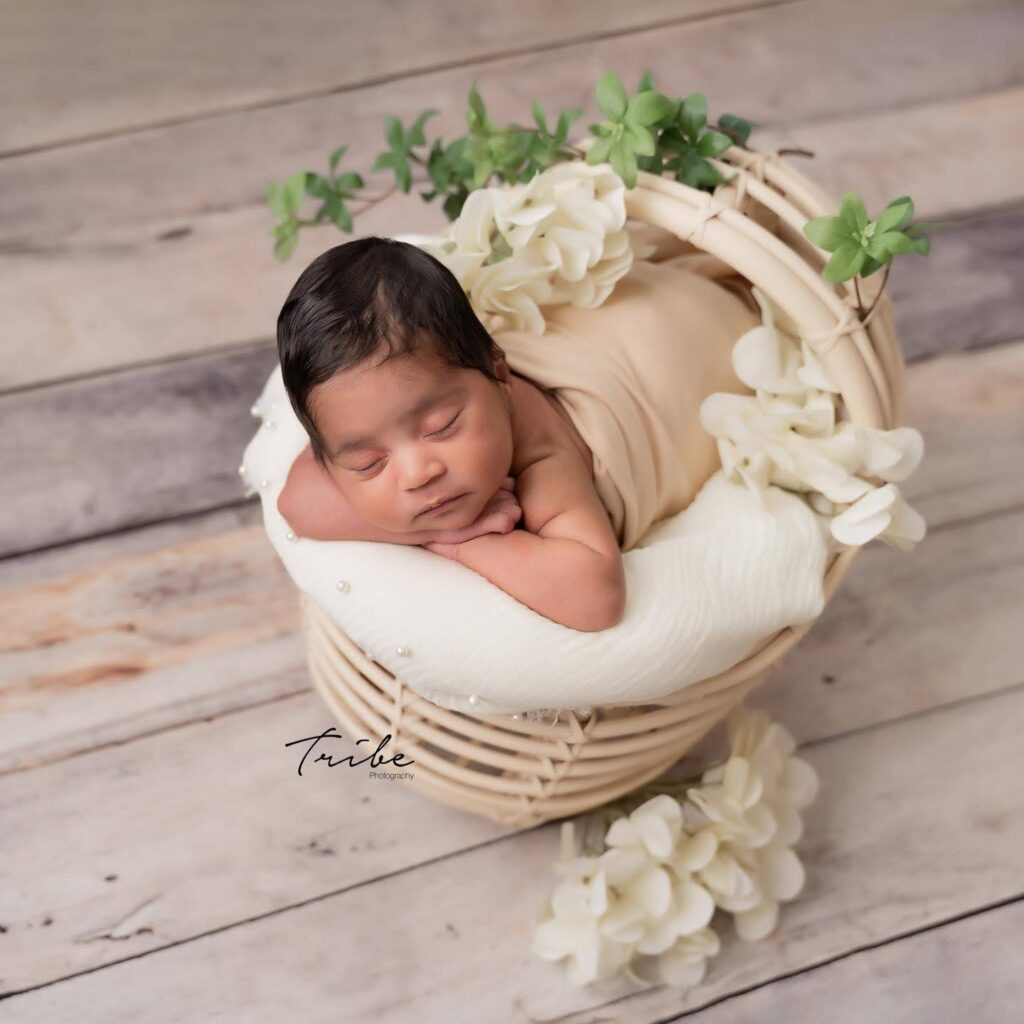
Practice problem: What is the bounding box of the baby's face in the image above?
[309,343,514,533]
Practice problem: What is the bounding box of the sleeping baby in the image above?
[275,236,760,633]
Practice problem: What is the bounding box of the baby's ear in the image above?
[492,348,511,383]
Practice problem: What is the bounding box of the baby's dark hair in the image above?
[277,236,503,466]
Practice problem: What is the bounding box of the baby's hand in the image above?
[424,477,521,560]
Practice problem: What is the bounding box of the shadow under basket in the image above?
[298,146,907,829]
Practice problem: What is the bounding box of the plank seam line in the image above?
[650,889,1024,1022]
[0,0,800,161]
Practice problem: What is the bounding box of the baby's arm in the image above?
[426,448,626,632]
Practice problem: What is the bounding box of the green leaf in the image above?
[371,152,397,173]
[532,100,548,135]
[471,157,494,188]
[637,70,656,93]
[875,195,914,234]
[824,240,867,282]
[384,115,403,151]
[555,107,582,146]
[586,135,614,164]
[623,122,656,156]
[718,113,754,146]
[468,84,487,125]
[679,93,707,139]
[443,191,466,221]
[330,199,353,233]
[696,129,732,158]
[265,182,288,220]
[865,236,895,264]
[282,170,307,215]
[596,72,628,121]
[609,141,638,187]
[626,89,675,127]
[859,254,884,277]
[838,192,868,233]
[306,173,334,199]
[875,229,918,255]
[273,229,298,261]
[803,214,849,251]
[329,145,348,174]
[335,170,364,191]
[407,108,438,147]
[913,236,930,256]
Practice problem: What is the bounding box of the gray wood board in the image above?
[0,0,758,153]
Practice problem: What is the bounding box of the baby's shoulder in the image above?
[507,373,593,477]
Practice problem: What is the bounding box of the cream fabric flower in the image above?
[699,285,926,550]
[396,160,636,335]
[533,707,819,991]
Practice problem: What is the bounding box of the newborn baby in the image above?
[275,236,758,633]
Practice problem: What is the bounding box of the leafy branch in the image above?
[803,193,946,319]
[265,71,754,261]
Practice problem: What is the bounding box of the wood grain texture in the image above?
[2,0,1023,390]
[2,666,1021,1017]
[662,899,1024,1022]
[1,0,757,153]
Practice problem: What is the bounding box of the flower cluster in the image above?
[394,161,636,336]
[532,705,819,989]
[698,286,926,550]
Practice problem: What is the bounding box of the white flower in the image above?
[699,290,927,549]
[533,709,819,991]
[532,867,636,986]
[399,160,637,335]
[830,481,927,550]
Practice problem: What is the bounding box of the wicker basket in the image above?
[299,145,905,829]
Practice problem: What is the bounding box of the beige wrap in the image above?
[495,251,763,552]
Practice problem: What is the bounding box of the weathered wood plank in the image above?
[2,663,1021,1018]
[0,0,757,154]
[2,0,1023,390]
[1,341,1020,771]
[0,344,278,558]
[665,899,1024,1022]
[1,211,1019,558]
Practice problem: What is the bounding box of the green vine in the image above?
[265,70,753,261]
[265,69,939,307]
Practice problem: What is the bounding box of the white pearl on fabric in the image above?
[265,420,276,430]
[260,479,270,489]
[335,580,350,592]
[250,403,261,418]
[395,645,411,657]
[286,530,297,542]
[467,694,480,706]
[511,714,522,721]
[238,464,247,476]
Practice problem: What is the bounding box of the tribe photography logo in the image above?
[285,726,416,781]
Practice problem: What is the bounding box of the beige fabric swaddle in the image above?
[495,251,763,552]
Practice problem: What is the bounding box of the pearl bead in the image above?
[265,420,276,430]
[395,645,411,657]
[467,694,480,706]
[511,713,522,721]
[250,403,261,418]
[260,479,270,489]
[286,530,297,542]
[238,464,247,476]
[335,580,350,592]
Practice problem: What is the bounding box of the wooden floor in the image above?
[2,1,1022,1019]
